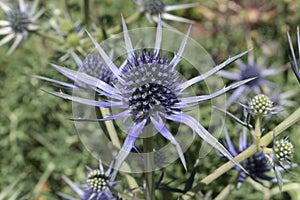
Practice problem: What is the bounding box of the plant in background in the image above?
[287,27,300,84]
[134,0,197,27]
[218,52,286,106]
[48,16,86,61]
[0,0,43,54]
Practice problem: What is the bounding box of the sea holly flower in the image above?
[0,0,43,54]
[273,137,294,164]
[71,52,117,86]
[218,52,285,106]
[222,127,293,187]
[241,94,280,120]
[249,94,273,116]
[287,27,300,83]
[38,17,254,179]
[134,0,197,28]
[58,161,119,200]
[33,52,116,91]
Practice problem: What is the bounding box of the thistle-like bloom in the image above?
[249,94,273,116]
[218,53,285,106]
[287,27,300,84]
[273,137,294,163]
[134,0,197,28]
[73,52,117,86]
[0,0,43,54]
[58,161,119,200]
[243,94,279,118]
[33,52,116,91]
[223,127,279,186]
[39,18,253,179]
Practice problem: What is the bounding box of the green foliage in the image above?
[0,0,299,199]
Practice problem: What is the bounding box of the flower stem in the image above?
[182,107,300,199]
[83,0,90,26]
[33,31,64,45]
[143,127,155,200]
[99,107,121,148]
[254,116,262,149]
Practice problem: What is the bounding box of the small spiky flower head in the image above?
[0,0,43,54]
[222,127,294,187]
[32,52,115,91]
[58,161,119,200]
[218,51,286,106]
[287,27,300,84]
[249,94,273,116]
[87,169,110,193]
[143,0,165,15]
[273,137,294,162]
[38,16,254,179]
[134,0,197,28]
[81,53,117,85]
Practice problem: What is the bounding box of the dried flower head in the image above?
[0,0,43,54]
[38,17,254,179]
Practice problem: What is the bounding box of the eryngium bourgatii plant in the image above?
[38,17,254,179]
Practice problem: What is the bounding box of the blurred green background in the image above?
[0,0,299,199]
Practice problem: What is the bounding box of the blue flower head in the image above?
[223,127,295,187]
[287,27,300,84]
[0,0,43,54]
[134,0,197,28]
[218,52,285,106]
[39,17,255,179]
[58,161,119,200]
[223,127,278,186]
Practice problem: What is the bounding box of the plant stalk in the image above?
[182,107,300,199]
[143,128,155,200]
[83,0,90,26]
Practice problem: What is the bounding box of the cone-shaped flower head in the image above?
[0,0,43,54]
[134,0,197,28]
[58,161,118,200]
[38,17,254,179]
[273,137,294,162]
[249,94,273,116]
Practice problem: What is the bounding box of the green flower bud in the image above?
[273,138,294,161]
[86,169,109,193]
[249,94,273,115]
